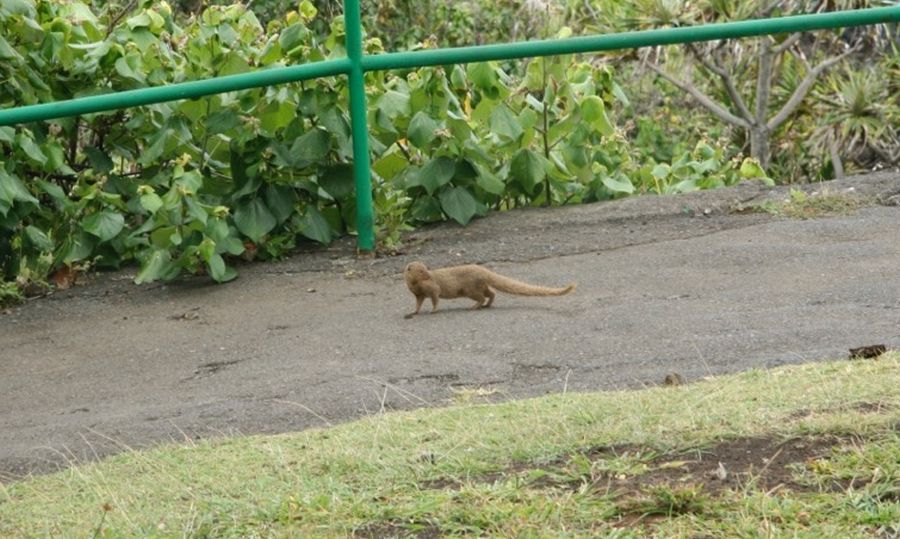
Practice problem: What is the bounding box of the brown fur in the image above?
[403,261,576,317]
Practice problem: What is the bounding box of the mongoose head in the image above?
[404,261,431,281]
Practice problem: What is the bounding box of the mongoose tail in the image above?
[484,270,576,296]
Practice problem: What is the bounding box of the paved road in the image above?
[2,173,899,478]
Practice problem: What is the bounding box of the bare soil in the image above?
[2,172,900,479]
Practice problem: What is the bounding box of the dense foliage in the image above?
[581,0,899,184]
[0,0,767,295]
[4,0,894,299]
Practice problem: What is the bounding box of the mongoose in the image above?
[403,261,576,318]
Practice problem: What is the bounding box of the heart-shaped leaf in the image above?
[510,149,546,195]
[140,192,163,214]
[651,163,670,180]
[439,186,478,225]
[207,253,236,282]
[134,249,174,284]
[601,174,635,194]
[297,206,332,245]
[489,103,523,142]
[83,210,125,242]
[206,109,242,134]
[417,156,455,195]
[25,225,53,252]
[234,198,276,243]
[581,96,614,136]
[474,164,505,195]
[265,185,296,224]
[290,129,331,163]
[15,133,47,165]
[407,111,439,149]
[0,169,38,205]
[320,164,355,200]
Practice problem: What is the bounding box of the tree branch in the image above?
[755,46,773,126]
[687,43,754,122]
[647,63,751,129]
[829,138,845,179]
[767,45,860,131]
[772,32,803,55]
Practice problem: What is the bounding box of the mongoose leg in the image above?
[483,288,495,308]
[429,293,439,313]
[468,291,486,309]
[405,295,426,319]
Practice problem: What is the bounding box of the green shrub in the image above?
[0,0,760,287]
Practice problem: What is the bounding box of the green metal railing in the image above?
[1,4,898,252]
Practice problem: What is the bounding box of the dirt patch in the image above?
[419,432,876,497]
[413,431,893,531]
[599,434,847,495]
[848,344,889,360]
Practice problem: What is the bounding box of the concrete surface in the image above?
[2,172,899,478]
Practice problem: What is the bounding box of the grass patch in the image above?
[0,281,23,308]
[1,355,898,537]
[738,188,874,219]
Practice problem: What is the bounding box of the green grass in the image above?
[748,188,873,219]
[0,281,23,308]
[1,355,898,538]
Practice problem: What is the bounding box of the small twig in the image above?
[394,139,412,161]
[106,0,138,38]
[772,32,803,55]
[647,62,751,129]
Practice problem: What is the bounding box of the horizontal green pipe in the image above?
[362,6,900,71]
[0,58,351,126]
[0,6,896,128]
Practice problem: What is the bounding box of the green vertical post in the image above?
[344,0,375,253]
